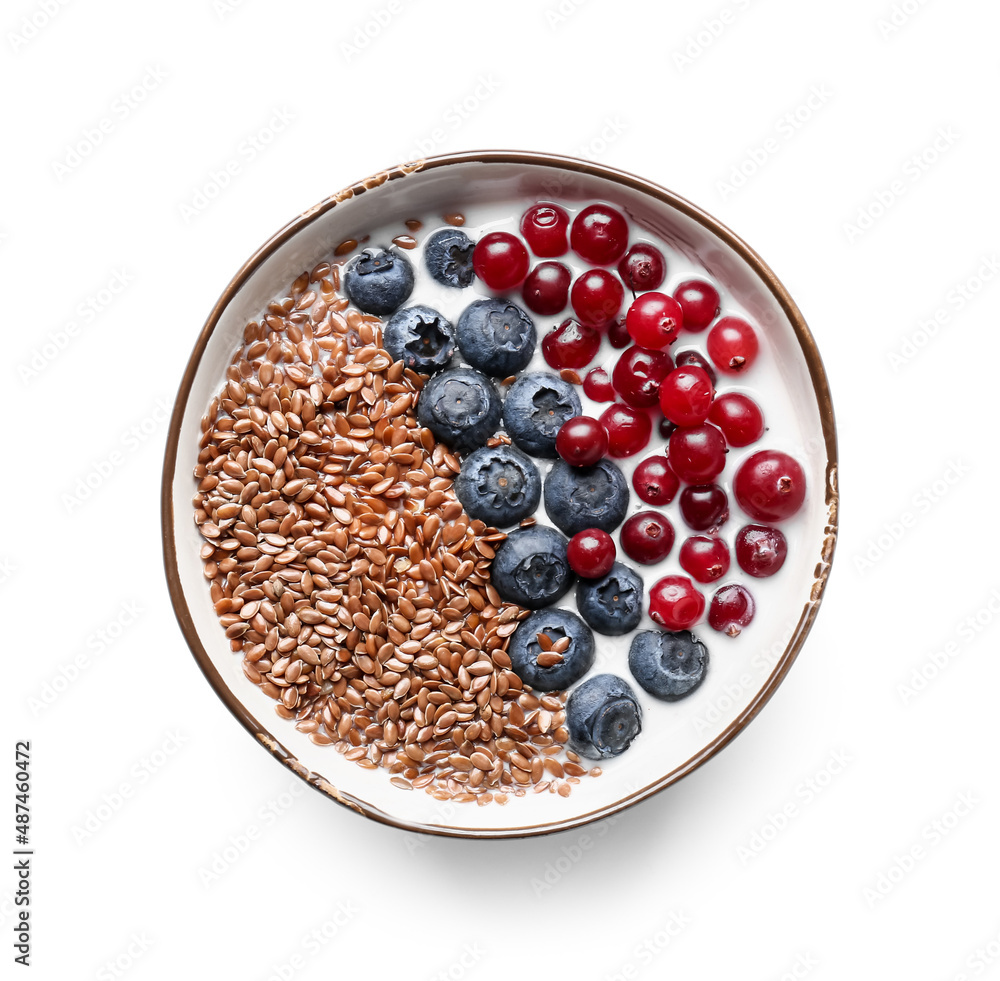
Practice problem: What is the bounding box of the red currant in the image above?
[620,511,676,565]
[567,528,616,578]
[599,403,652,458]
[542,319,602,370]
[679,484,729,531]
[571,268,624,328]
[708,583,756,637]
[556,416,608,467]
[626,292,683,349]
[570,203,629,265]
[679,535,730,583]
[667,424,727,483]
[673,279,720,331]
[521,261,571,316]
[735,524,788,577]
[658,366,715,427]
[611,346,674,409]
[734,450,806,521]
[520,202,570,257]
[707,316,759,374]
[708,392,764,447]
[583,367,615,402]
[632,455,680,505]
[673,348,717,386]
[472,231,529,290]
[617,242,666,292]
[649,575,705,631]
[607,316,631,349]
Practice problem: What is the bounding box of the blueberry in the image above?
[566,674,642,760]
[456,297,536,377]
[342,247,415,316]
[502,372,582,458]
[416,367,501,454]
[628,630,709,701]
[454,444,542,528]
[508,609,596,691]
[543,458,629,536]
[576,562,644,636]
[490,525,574,609]
[424,228,475,288]
[383,305,455,375]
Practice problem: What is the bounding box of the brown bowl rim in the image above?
[161,149,839,839]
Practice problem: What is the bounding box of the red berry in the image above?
[571,268,624,328]
[673,279,720,331]
[708,393,765,446]
[556,416,608,467]
[735,524,788,577]
[679,535,730,583]
[542,319,602,370]
[611,346,674,409]
[673,348,717,386]
[620,511,675,565]
[567,528,616,578]
[521,261,571,315]
[583,367,615,402]
[520,202,570,257]
[733,450,806,521]
[607,316,631,349]
[679,484,729,531]
[658,366,715,427]
[707,316,759,374]
[570,203,629,265]
[649,575,705,631]
[708,583,756,636]
[599,403,652,458]
[626,292,684,349]
[632,455,680,505]
[617,243,666,292]
[473,231,529,290]
[667,424,727,483]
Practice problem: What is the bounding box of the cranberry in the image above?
[599,403,652,458]
[679,535,730,584]
[583,367,615,403]
[708,393,765,446]
[570,203,630,265]
[611,346,674,409]
[735,524,788,577]
[673,348,717,386]
[607,316,631,349]
[567,528,616,578]
[617,242,666,292]
[734,450,806,521]
[707,316,759,374]
[620,511,675,565]
[659,366,715,427]
[649,575,705,631]
[571,268,624,328]
[632,455,680,505]
[542,319,602,370]
[520,202,570,257]
[626,292,684,349]
[472,231,529,290]
[667,424,727,484]
[708,583,756,636]
[679,484,729,531]
[556,416,608,467]
[521,261,571,315]
[673,279,720,331]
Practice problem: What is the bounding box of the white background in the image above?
[4,0,1000,978]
